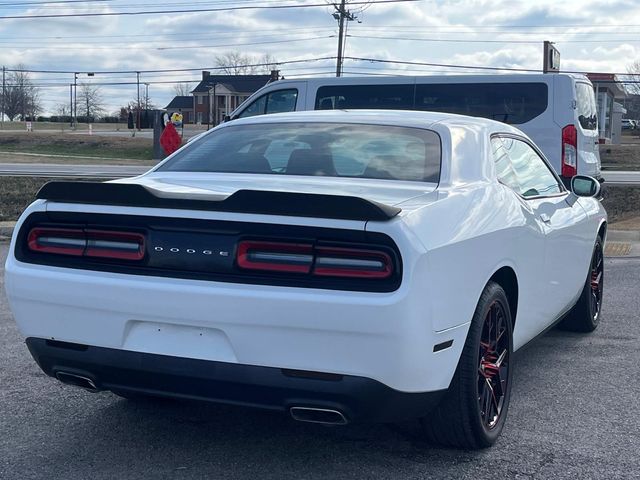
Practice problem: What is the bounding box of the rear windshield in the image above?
[316,82,548,125]
[158,122,441,183]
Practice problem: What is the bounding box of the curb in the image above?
[0,221,15,239]
[607,229,640,242]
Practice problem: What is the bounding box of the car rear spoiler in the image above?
[36,181,401,222]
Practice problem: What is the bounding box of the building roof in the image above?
[586,73,627,99]
[192,75,271,94]
[165,96,193,110]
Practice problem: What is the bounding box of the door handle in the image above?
[540,213,551,223]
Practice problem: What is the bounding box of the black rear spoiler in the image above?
[36,181,401,222]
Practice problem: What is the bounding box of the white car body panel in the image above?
[5,110,607,397]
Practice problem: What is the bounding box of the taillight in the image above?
[561,124,577,177]
[27,227,145,261]
[314,246,392,279]
[237,241,313,273]
[237,240,394,279]
[28,227,85,256]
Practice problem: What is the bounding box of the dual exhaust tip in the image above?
[54,371,349,425]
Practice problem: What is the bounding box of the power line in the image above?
[0,0,422,20]
[2,56,338,74]
[0,34,334,50]
[0,0,111,5]
[344,56,640,76]
[347,34,640,44]
[157,35,334,50]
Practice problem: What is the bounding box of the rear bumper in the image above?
[26,337,445,423]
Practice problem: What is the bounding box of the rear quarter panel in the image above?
[367,182,549,352]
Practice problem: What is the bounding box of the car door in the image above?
[493,135,592,325]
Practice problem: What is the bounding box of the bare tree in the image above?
[77,83,105,120]
[214,51,279,75]
[625,59,640,95]
[2,65,41,121]
[55,103,70,116]
[173,82,194,96]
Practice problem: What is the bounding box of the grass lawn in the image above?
[0,131,153,161]
[0,177,98,221]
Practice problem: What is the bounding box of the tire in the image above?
[558,236,604,333]
[422,281,514,449]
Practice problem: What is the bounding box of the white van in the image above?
[228,74,601,183]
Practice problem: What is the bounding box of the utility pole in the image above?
[136,71,141,131]
[73,72,78,129]
[69,84,73,127]
[333,0,356,77]
[2,66,5,128]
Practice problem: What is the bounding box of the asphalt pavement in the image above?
[1,243,639,480]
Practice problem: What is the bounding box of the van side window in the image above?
[238,89,298,119]
[576,83,597,131]
[491,137,563,197]
[415,83,548,125]
[315,84,414,110]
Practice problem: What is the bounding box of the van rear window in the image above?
[315,82,548,125]
[576,83,597,130]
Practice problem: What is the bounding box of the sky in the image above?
[0,0,639,116]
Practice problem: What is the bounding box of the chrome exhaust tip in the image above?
[55,371,99,392]
[290,406,348,425]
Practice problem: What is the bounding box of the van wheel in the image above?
[558,236,603,333]
[421,281,513,449]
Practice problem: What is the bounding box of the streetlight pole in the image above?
[136,71,141,131]
[2,66,5,129]
[73,72,78,128]
[145,83,149,110]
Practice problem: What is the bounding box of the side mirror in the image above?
[223,115,231,123]
[571,175,601,198]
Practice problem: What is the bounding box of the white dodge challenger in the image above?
[5,110,606,449]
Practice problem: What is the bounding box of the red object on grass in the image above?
[160,122,182,155]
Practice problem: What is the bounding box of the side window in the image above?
[237,95,267,118]
[265,89,298,114]
[576,83,598,131]
[415,83,548,125]
[315,84,414,110]
[238,89,298,119]
[492,137,563,198]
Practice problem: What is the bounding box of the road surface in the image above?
[0,163,148,178]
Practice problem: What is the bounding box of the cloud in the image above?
[0,0,639,115]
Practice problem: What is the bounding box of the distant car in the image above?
[622,119,634,130]
[5,110,607,449]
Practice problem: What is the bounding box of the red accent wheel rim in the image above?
[590,243,604,322]
[478,300,509,430]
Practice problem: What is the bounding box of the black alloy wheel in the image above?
[422,281,514,449]
[559,235,604,333]
[478,300,510,430]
